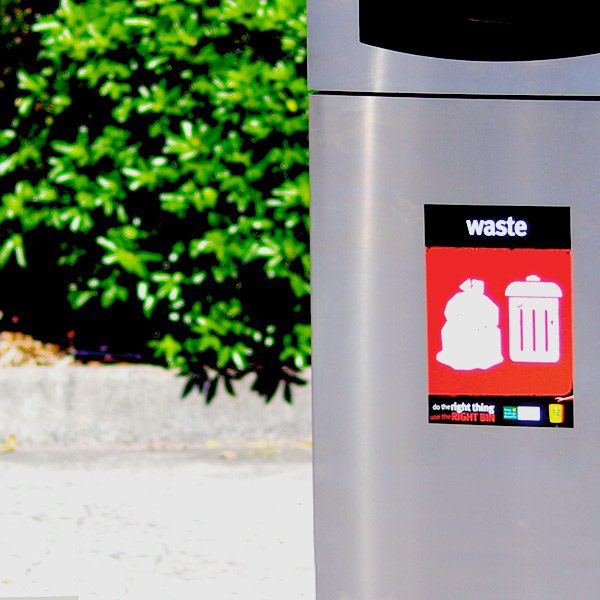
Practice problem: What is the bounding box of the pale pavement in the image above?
[0,448,315,600]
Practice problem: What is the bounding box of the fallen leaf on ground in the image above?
[0,332,73,366]
[220,450,238,461]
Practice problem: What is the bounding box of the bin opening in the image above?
[359,5,600,61]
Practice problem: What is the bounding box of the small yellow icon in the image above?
[549,404,565,424]
[0,434,17,454]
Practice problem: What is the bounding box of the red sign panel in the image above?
[425,205,573,428]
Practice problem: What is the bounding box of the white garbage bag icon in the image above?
[505,275,562,363]
[437,278,503,371]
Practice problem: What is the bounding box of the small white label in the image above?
[517,406,541,421]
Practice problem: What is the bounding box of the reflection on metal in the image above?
[354,62,383,595]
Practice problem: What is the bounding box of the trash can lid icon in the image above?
[505,275,563,298]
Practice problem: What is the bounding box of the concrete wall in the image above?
[0,366,312,448]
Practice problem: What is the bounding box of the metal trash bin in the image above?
[309,3,600,599]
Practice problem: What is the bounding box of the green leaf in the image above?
[71,290,95,309]
[205,377,219,404]
[0,234,26,268]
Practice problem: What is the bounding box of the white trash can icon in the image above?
[505,275,563,363]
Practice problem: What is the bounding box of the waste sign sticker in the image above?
[425,205,573,428]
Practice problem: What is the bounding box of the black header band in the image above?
[424,204,571,249]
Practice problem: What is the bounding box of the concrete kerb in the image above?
[0,365,312,449]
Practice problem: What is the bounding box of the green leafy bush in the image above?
[0,0,309,401]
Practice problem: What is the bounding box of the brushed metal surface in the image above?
[311,95,600,599]
[308,0,600,96]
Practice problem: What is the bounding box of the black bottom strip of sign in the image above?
[428,395,574,428]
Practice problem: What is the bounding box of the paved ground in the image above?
[0,448,315,600]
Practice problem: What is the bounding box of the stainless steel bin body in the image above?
[310,2,600,599]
